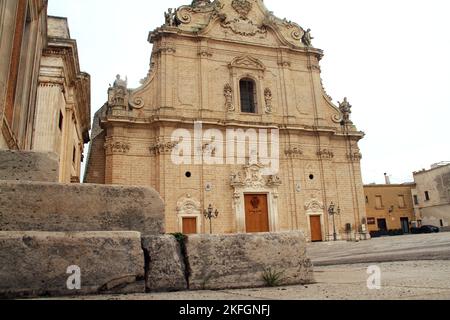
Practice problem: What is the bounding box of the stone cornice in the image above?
[100,114,364,138]
[151,29,324,58]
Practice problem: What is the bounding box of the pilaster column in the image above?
[33,82,64,152]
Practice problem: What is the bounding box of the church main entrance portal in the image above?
[245,194,269,233]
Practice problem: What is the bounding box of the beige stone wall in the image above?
[97,127,366,240]
[87,0,368,241]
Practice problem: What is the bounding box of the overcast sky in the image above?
[48,0,450,184]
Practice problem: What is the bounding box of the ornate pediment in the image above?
[229,55,265,71]
[150,0,316,50]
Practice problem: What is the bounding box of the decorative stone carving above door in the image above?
[304,198,324,215]
[230,164,281,233]
[176,194,202,234]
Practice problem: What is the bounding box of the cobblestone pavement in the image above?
[307,232,450,266]
[50,233,450,300]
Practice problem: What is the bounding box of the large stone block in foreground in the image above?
[0,181,164,235]
[0,231,145,298]
[0,150,59,182]
[142,235,187,292]
[185,232,314,290]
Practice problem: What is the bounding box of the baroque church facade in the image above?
[85,0,369,241]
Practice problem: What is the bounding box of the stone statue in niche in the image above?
[264,88,273,114]
[302,28,314,47]
[224,83,234,111]
[338,97,353,124]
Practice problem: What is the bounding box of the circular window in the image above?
[309,174,315,180]
[185,172,192,178]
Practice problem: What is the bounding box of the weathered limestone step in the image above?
[0,150,59,182]
[0,181,165,235]
[185,232,315,290]
[142,235,188,292]
[0,231,145,298]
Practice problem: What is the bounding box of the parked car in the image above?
[411,225,440,234]
[370,229,404,238]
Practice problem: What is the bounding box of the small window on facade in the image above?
[440,219,444,227]
[365,196,369,204]
[239,78,257,114]
[72,146,76,164]
[414,195,419,206]
[398,195,406,208]
[58,111,64,131]
[375,195,383,209]
[425,191,430,201]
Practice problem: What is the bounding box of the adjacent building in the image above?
[0,1,90,183]
[85,0,369,241]
[413,162,450,228]
[0,0,48,150]
[364,183,417,234]
[33,16,90,183]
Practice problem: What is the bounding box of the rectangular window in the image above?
[375,196,383,209]
[365,196,369,204]
[58,111,64,131]
[440,220,444,227]
[72,146,76,164]
[425,191,430,201]
[414,195,419,206]
[240,79,257,113]
[398,195,406,208]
